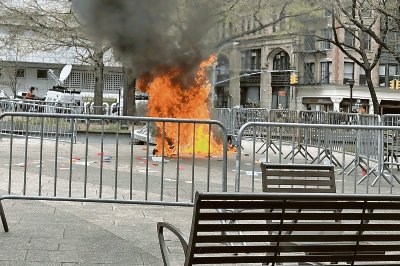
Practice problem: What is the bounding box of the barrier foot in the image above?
[357,165,378,185]
[0,200,9,232]
[371,166,400,187]
[284,145,314,161]
[339,158,355,175]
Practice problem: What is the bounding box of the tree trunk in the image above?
[365,70,379,115]
[123,67,136,116]
[93,50,104,115]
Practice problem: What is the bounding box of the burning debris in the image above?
[72,0,225,156]
[137,57,224,156]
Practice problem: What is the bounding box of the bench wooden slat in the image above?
[196,234,399,243]
[197,223,400,234]
[192,254,400,264]
[193,244,398,254]
[265,187,336,193]
[264,164,334,170]
[195,234,358,243]
[265,179,335,185]
[265,170,334,177]
[199,199,400,209]
[197,211,400,221]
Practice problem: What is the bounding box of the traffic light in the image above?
[396,80,400,89]
[290,73,298,85]
[390,79,395,89]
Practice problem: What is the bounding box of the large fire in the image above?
[137,56,224,157]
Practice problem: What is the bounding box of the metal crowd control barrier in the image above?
[285,111,326,161]
[211,108,232,135]
[379,114,400,185]
[0,111,77,142]
[0,99,77,114]
[341,114,380,177]
[231,107,269,138]
[0,113,228,231]
[235,122,400,195]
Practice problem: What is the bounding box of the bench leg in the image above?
[0,200,9,232]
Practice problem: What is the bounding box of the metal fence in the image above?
[0,112,77,142]
[0,99,77,114]
[0,99,123,116]
[212,108,385,136]
[0,113,228,210]
[235,121,400,195]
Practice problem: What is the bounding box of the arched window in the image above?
[273,51,290,70]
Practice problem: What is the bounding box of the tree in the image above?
[0,0,114,113]
[319,0,387,114]
[0,33,30,97]
[360,0,400,63]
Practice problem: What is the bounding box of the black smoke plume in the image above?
[72,0,216,88]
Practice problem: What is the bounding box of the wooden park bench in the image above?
[260,163,336,193]
[157,192,400,265]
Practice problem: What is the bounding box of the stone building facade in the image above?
[214,10,400,114]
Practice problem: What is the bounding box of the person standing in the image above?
[25,87,35,100]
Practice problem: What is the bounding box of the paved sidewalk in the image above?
[0,198,193,265]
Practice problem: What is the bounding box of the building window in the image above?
[272,15,277,32]
[241,49,261,71]
[305,31,316,51]
[320,61,332,83]
[379,65,399,87]
[388,64,398,81]
[37,69,48,79]
[221,22,226,39]
[343,62,354,84]
[359,67,366,85]
[272,51,290,71]
[217,55,230,75]
[16,68,25,78]
[279,12,286,30]
[363,34,371,50]
[321,28,331,49]
[377,64,399,87]
[344,29,355,47]
[304,62,315,84]
[379,65,386,87]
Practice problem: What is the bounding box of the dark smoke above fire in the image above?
[72,0,216,86]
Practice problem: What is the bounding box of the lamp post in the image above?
[211,41,239,107]
[347,79,354,112]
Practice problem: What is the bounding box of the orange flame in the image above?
[137,56,223,156]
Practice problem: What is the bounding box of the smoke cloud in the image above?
[72,0,216,87]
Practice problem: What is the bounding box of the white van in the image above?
[44,86,83,113]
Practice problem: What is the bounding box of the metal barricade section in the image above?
[380,115,400,187]
[0,113,228,207]
[0,112,76,142]
[211,108,231,135]
[231,107,269,138]
[0,99,80,114]
[235,122,400,195]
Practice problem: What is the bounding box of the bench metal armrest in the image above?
[157,221,189,266]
